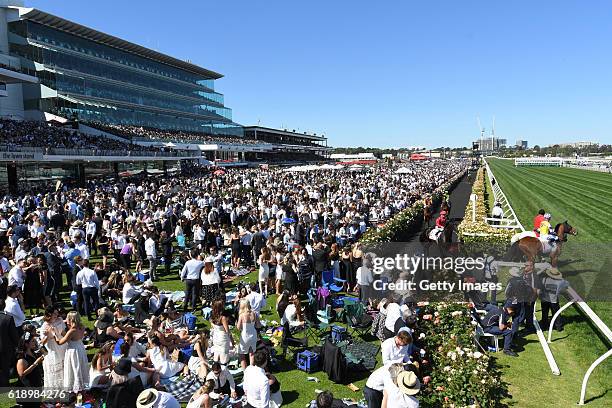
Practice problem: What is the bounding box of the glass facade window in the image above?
[7,18,243,138]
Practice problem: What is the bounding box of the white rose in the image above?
[473,351,483,359]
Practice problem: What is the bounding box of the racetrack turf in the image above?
[487,157,611,407]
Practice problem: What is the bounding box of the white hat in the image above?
[509,267,522,277]
[397,371,421,396]
[136,389,160,408]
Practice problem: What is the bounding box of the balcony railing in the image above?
[0,145,200,158]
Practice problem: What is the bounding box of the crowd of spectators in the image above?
[0,119,165,153]
[0,160,468,407]
[86,122,263,146]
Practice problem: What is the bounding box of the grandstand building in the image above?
[0,1,331,193]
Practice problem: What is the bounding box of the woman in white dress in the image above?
[49,311,89,393]
[88,342,114,388]
[258,247,272,296]
[40,306,67,389]
[187,329,211,380]
[274,249,284,295]
[237,299,260,370]
[146,335,187,379]
[210,299,234,365]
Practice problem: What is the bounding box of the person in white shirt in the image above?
[491,202,504,225]
[205,362,237,399]
[355,258,374,303]
[381,331,412,365]
[246,285,266,316]
[75,259,99,321]
[8,260,27,289]
[85,219,96,255]
[365,363,402,408]
[243,350,270,408]
[4,285,26,332]
[181,251,204,312]
[382,369,420,408]
[122,273,142,305]
[145,234,158,280]
[74,236,89,260]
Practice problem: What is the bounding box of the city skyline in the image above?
[27,0,612,148]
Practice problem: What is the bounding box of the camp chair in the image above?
[344,302,373,338]
[321,270,343,293]
[304,296,330,341]
[281,321,308,359]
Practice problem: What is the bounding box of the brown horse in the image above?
[423,201,433,226]
[514,221,577,267]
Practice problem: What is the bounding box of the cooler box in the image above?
[296,350,320,373]
[331,325,347,343]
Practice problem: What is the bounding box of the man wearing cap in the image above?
[539,268,569,331]
[381,365,420,407]
[136,388,180,408]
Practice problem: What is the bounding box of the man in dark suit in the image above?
[312,241,331,283]
[0,298,19,386]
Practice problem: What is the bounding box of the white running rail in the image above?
[483,159,524,231]
[486,157,612,405]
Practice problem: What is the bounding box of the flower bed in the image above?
[360,169,467,244]
[417,302,507,407]
[457,167,513,248]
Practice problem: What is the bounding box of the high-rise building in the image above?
[0,1,242,137]
[516,139,528,149]
[474,136,506,152]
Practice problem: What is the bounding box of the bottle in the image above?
[76,392,83,406]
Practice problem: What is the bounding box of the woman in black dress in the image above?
[282,254,298,294]
[230,227,241,269]
[23,256,43,314]
[97,234,110,270]
[16,333,44,408]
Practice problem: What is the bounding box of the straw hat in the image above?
[396,371,421,396]
[136,389,160,408]
[545,267,563,280]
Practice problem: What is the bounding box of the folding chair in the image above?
[304,297,329,341]
[470,307,501,352]
[344,302,373,338]
[281,321,308,359]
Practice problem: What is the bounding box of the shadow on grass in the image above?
[282,390,300,405]
[585,389,610,405]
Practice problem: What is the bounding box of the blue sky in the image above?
[27,0,612,148]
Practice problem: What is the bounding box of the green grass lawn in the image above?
[0,261,375,408]
[487,157,612,407]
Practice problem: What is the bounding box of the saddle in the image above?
[538,236,557,254]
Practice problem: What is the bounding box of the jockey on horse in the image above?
[428,210,448,242]
[511,210,577,267]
